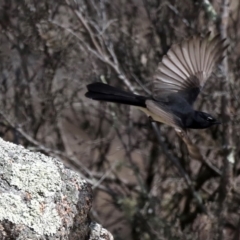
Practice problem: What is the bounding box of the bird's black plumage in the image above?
[85,34,227,130]
[85,82,147,107]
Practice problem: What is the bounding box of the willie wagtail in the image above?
[85,34,227,130]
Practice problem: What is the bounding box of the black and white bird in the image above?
[85,34,227,130]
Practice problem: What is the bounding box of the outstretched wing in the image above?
[153,34,228,105]
[144,100,183,129]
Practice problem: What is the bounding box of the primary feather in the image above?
[153,34,228,105]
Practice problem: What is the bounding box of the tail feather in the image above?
[85,82,147,107]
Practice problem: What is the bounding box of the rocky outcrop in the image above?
[0,138,113,240]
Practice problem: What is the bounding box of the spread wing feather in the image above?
[153,34,228,105]
[145,100,182,128]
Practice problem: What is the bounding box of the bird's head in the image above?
[194,111,221,129]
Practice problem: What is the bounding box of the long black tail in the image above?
[85,82,147,107]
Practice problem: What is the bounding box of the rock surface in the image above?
[0,138,113,239]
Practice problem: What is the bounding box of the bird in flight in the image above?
[85,34,227,130]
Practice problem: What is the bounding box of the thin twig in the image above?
[217,0,233,239]
[175,129,222,176]
[151,122,206,213]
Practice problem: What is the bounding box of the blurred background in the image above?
[0,0,239,239]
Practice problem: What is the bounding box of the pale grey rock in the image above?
[0,138,113,240]
[89,222,114,240]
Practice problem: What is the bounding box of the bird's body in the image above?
[85,34,227,130]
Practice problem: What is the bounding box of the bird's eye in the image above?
[207,117,213,121]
